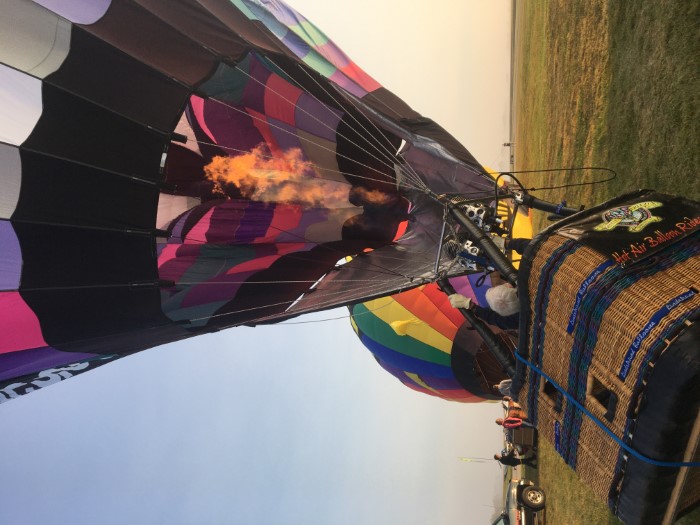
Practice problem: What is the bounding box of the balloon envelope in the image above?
[0,0,497,400]
[350,278,513,403]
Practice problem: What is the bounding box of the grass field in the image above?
[513,1,699,523]
[514,0,699,232]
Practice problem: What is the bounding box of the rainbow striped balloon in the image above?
[350,277,502,403]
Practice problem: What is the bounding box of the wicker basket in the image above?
[514,191,700,525]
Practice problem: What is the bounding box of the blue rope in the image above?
[514,351,700,468]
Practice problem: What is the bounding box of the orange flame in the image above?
[351,186,397,206]
[204,146,350,208]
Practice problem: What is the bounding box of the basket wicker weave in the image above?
[515,192,700,525]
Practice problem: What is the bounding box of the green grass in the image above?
[536,441,622,525]
[515,0,699,232]
[514,1,700,522]
[530,442,699,525]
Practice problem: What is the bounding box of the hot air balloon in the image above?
[350,277,517,403]
[0,0,504,401]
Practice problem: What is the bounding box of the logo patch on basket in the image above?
[594,201,663,232]
[555,193,699,266]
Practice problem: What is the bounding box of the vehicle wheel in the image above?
[522,486,545,510]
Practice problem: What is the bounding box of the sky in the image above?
[0,1,513,524]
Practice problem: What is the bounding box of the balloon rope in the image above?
[278,62,494,193]
[270,278,478,326]
[180,257,457,326]
[497,167,617,193]
[264,293,406,326]
[297,79,491,194]
[513,351,700,468]
[232,59,419,189]
[268,57,428,190]
[173,278,411,285]
[189,133,470,198]
[189,136,392,189]
[198,0,427,191]
[206,97,419,190]
[182,273,416,325]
